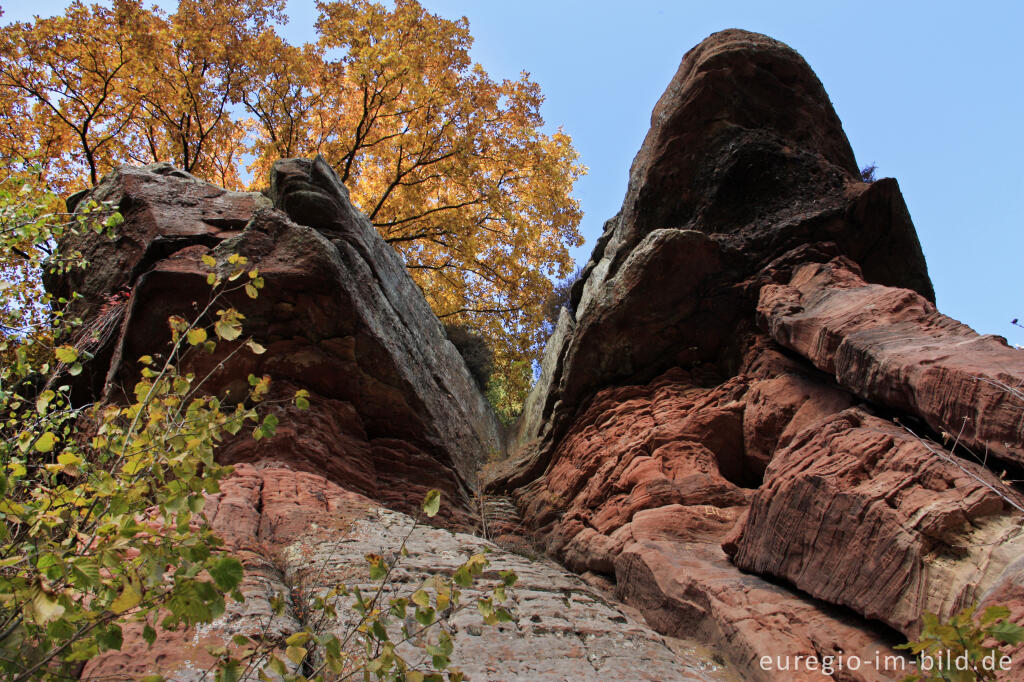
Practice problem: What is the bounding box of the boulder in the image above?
[44,164,273,400]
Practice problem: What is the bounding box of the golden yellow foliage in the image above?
[0,0,584,411]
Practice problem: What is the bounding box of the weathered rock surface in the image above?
[45,164,274,399]
[56,25,1024,682]
[502,29,937,483]
[53,158,502,522]
[84,464,732,681]
[48,163,272,316]
[489,27,1024,681]
[508,305,574,456]
[758,257,1024,468]
[57,156,739,680]
[505,356,913,681]
[730,407,1024,635]
[615,538,908,682]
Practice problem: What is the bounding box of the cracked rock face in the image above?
[51,158,503,525]
[83,465,733,681]
[49,26,1024,682]
[55,157,737,679]
[490,28,1024,681]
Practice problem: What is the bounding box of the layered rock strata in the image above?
[54,154,730,679]
[84,465,730,681]
[490,28,1024,681]
[51,157,503,523]
[49,25,1024,682]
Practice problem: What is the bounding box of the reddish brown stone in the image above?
[513,367,753,555]
[500,360,910,680]
[615,537,909,682]
[488,28,1024,680]
[506,29,935,499]
[758,257,1024,468]
[53,157,502,522]
[85,465,728,681]
[730,408,1024,636]
[61,24,1024,682]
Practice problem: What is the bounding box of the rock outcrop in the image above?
[729,407,1024,636]
[83,464,730,682]
[49,26,1024,682]
[55,155,732,680]
[758,257,1024,467]
[489,28,1024,681]
[52,157,503,523]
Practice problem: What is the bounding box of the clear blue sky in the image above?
[8,1,1024,346]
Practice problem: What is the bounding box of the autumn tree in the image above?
[0,0,585,414]
[0,0,151,187]
[127,0,287,187]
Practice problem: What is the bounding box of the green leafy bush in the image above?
[0,169,280,678]
[898,603,1024,681]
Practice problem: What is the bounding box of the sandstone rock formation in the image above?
[758,257,1024,468]
[489,28,1024,681]
[55,156,728,679]
[49,25,1024,682]
[51,157,503,524]
[83,464,729,681]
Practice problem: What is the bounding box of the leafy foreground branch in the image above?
[0,243,273,677]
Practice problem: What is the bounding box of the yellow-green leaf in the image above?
[57,451,83,467]
[422,489,441,517]
[285,631,311,647]
[35,432,57,453]
[110,583,141,614]
[55,345,78,363]
[36,389,55,414]
[28,590,65,625]
[411,589,430,608]
[215,320,241,341]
